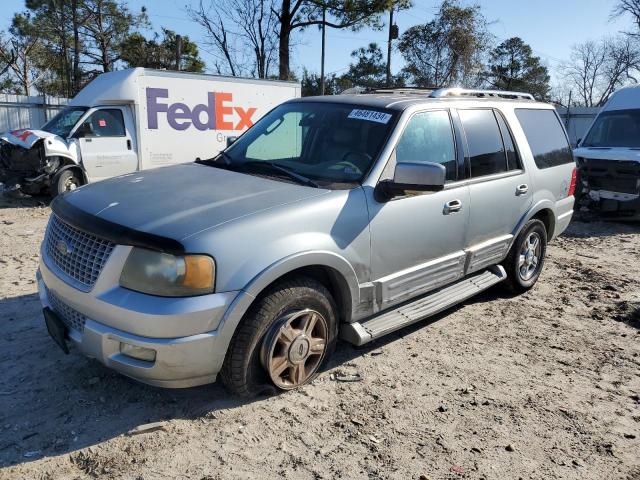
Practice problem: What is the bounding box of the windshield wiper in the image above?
[196,151,234,168]
[241,160,319,188]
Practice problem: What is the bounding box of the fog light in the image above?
[120,342,156,362]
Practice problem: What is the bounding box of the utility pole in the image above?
[320,6,326,95]
[175,34,182,71]
[386,6,397,87]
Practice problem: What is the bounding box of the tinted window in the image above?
[395,110,457,181]
[459,109,507,177]
[515,109,573,168]
[86,109,126,137]
[582,109,640,148]
[495,112,521,170]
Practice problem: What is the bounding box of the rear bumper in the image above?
[37,252,241,388]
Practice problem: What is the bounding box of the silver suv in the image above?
[38,88,577,396]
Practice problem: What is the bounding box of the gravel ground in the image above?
[0,196,639,480]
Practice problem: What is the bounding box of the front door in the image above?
[456,108,532,273]
[76,107,138,181]
[367,109,470,311]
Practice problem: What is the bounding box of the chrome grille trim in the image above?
[45,215,115,290]
[46,287,87,333]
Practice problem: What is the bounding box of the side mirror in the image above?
[74,121,94,138]
[576,137,582,147]
[376,161,446,201]
[226,136,238,147]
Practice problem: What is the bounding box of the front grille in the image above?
[45,215,115,289]
[582,158,640,195]
[46,287,87,333]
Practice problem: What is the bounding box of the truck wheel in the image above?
[503,219,547,293]
[221,276,337,397]
[53,170,82,197]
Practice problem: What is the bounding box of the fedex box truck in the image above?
[0,68,300,196]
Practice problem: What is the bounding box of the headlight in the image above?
[120,248,215,297]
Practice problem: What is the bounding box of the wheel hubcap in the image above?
[261,309,328,390]
[518,232,541,281]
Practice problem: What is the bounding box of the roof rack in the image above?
[429,88,535,100]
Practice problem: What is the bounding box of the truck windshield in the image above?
[582,109,640,148]
[42,106,89,138]
[221,102,396,185]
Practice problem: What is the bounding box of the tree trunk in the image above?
[72,0,82,94]
[278,0,291,80]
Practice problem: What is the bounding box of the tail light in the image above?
[567,167,577,197]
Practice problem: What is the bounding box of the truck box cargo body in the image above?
[0,68,300,196]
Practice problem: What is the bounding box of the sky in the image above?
[1,0,635,84]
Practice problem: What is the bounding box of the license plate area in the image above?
[43,307,70,354]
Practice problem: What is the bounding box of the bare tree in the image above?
[613,0,640,36]
[0,29,41,95]
[188,0,278,78]
[560,36,640,107]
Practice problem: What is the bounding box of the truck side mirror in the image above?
[376,161,446,201]
[226,136,238,147]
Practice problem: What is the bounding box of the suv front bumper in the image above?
[37,251,241,388]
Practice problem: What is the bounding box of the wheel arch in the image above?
[513,200,556,241]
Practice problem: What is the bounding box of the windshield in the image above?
[221,102,396,186]
[582,109,640,148]
[42,106,89,137]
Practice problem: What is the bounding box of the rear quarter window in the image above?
[515,109,574,169]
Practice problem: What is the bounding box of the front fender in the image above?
[242,250,361,311]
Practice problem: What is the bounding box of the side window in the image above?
[245,111,304,160]
[495,112,521,170]
[395,110,457,182]
[86,109,125,137]
[459,109,507,178]
[515,109,573,168]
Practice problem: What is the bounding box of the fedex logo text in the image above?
[146,88,257,132]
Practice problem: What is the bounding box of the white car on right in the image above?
[574,85,640,219]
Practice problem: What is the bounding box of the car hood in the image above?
[0,128,60,149]
[574,146,640,162]
[63,163,330,240]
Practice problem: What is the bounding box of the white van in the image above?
[573,85,640,218]
[0,68,300,196]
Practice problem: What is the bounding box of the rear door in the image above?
[456,108,532,274]
[77,106,138,181]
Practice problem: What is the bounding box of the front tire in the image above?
[220,276,337,397]
[52,169,82,197]
[503,219,547,293]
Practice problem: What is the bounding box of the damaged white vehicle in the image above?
[574,85,640,219]
[0,109,87,196]
[0,68,300,197]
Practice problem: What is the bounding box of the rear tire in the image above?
[502,219,547,293]
[52,169,82,197]
[221,276,337,397]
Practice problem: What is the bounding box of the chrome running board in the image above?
[341,266,507,346]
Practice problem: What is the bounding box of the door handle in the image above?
[443,199,462,215]
[127,139,132,150]
[516,184,528,195]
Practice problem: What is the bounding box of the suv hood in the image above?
[63,163,329,241]
[574,146,640,162]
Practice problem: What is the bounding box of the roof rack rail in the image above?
[429,88,535,100]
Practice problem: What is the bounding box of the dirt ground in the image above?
[0,195,638,480]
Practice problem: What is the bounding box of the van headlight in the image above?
[120,248,215,297]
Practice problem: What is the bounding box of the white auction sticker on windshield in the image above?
[348,109,392,124]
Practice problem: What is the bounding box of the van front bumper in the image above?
[37,254,241,388]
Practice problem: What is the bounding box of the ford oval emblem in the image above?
[56,240,73,256]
